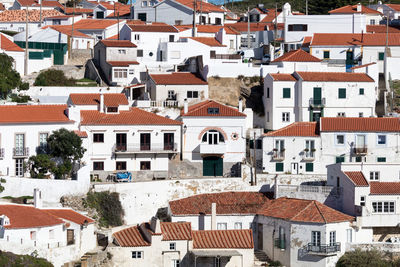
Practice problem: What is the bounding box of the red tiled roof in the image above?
[0,105,71,124]
[182,100,245,117]
[176,24,240,34]
[174,0,224,13]
[169,192,269,215]
[107,61,139,66]
[73,19,120,30]
[350,62,376,70]
[344,172,369,186]
[161,222,192,241]
[329,4,382,14]
[311,33,400,46]
[272,49,321,63]
[17,0,63,8]
[81,107,182,125]
[260,9,281,23]
[320,117,400,132]
[0,205,63,229]
[302,36,312,48]
[69,93,128,106]
[45,25,91,38]
[105,34,119,40]
[74,130,88,138]
[258,197,354,223]
[295,72,374,82]
[265,122,319,137]
[193,229,254,249]
[367,25,400,33]
[44,209,94,225]
[370,182,400,195]
[101,40,136,47]
[61,7,94,14]
[230,22,268,32]
[1,34,23,52]
[387,4,400,12]
[269,73,297,81]
[113,225,151,247]
[127,24,178,32]
[188,37,225,47]
[0,3,5,11]
[106,4,131,17]
[150,72,207,85]
[0,10,64,22]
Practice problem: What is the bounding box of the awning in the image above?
[191,250,242,257]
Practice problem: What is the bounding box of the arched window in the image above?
[202,130,224,145]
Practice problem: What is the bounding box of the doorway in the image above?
[257,223,263,250]
[291,163,299,174]
[116,133,127,151]
[203,156,223,176]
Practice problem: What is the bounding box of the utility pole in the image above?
[39,0,43,27]
[253,131,257,186]
[385,13,390,114]
[117,11,120,40]
[192,0,196,37]
[69,2,75,59]
[200,0,202,25]
[305,0,308,15]
[24,7,28,76]
[247,6,250,49]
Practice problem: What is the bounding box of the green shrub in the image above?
[249,75,260,84]
[84,191,124,227]
[237,75,244,80]
[34,69,76,86]
[0,250,53,267]
[269,260,282,266]
[10,94,31,103]
[336,249,391,267]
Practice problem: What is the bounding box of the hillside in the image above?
[0,251,53,267]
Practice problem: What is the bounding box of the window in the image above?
[129,69,134,75]
[114,69,127,79]
[377,157,386,162]
[142,1,148,6]
[207,108,219,114]
[329,231,336,246]
[305,140,315,158]
[346,229,352,242]
[187,91,199,98]
[93,162,104,171]
[337,112,346,117]
[370,19,376,25]
[360,196,366,206]
[140,133,151,150]
[30,231,36,240]
[49,229,55,239]
[217,223,227,230]
[372,201,395,213]
[256,139,262,149]
[359,88,364,95]
[266,111,270,122]
[169,242,176,250]
[140,161,151,170]
[355,156,364,162]
[18,27,24,32]
[377,135,386,145]
[93,133,104,143]
[149,52,153,57]
[134,34,140,41]
[215,258,221,267]
[323,50,330,59]
[288,24,308,31]
[202,130,224,144]
[282,112,290,122]
[39,132,48,152]
[370,171,379,180]
[107,107,118,113]
[16,159,24,177]
[118,49,126,54]
[169,35,175,42]
[137,49,143,57]
[234,222,242,229]
[97,35,103,40]
[283,88,291,98]
[336,156,345,163]
[336,134,345,145]
[311,231,321,246]
[266,87,270,98]
[167,90,175,100]
[338,88,346,99]
[164,133,174,150]
[378,52,385,61]
[132,251,143,258]
[305,163,314,172]
[116,161,127,170]
[359,112,364,118]
[276,162,284,172]
[172,260,180,267]
[230,39,234,49]
[175,20,183,25]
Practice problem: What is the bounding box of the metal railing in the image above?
[13,147,29,157]
[113,143,178,153]
[309,98,326,107]
[307,242,341,254]
[272,150,285,160]
[302,150,315,161]
[354,147,368,154]
[279,185,342,195]
[211,54,241,60]
[150,100,179,108]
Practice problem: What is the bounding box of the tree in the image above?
[336,249,392,267]
[27,154,56,178]
[34,69,76,86]
[0,53,24,99]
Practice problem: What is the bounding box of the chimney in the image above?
[238,97,243,112]
[99,93,104,113]
[38,0,41,4]
[183,98,188,114]
[211,202,216,230]
[150,217,161,234]
[34,188,42,209]
[357,3,362,12]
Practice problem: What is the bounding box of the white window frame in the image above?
[311,231,321,246]
[118,49,126,54]
[329,231,336,246]
[372,201,395,213]
[359,112,364,117]
[234,222,242,229]
[337,112,346,117]
[282,112,290,122]
[335,134,345,146]
[132,251,143,258]
[369,171,380,181]
[114,68,127,79]
[360,196,366,206]
[169,242,176,250]
[377,134,387,146]
[217,222,227,230]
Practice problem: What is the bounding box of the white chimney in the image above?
[238,98,243,112]
[150,217,161,234]
[99,93,104,113]
[34,188,42,209]
[211,202,216,230]
[183,98,188,114]
[357,3,362,12]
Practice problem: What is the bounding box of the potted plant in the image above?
[311,148,316,152]
[304,148,310,152]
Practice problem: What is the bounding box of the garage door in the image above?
[203,157,223,177]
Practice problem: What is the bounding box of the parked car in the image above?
[238,49,255,62]
[115,172,132,182]
[261,54,271,65]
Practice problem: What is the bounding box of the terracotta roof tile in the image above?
[265,122,319,137]
[272,49,321,63]
[107,61,139,66]
[177,24,239,35]
[161,222,192,240]
[1,34,24,52]
[45,25,91,38]
[258,197,354,223]
[320,117,400,132]
[69,93,128,106]
[61,7,94,14]
[0,205,64,229]
[127,24,178,32]
[81,107,182,125]
[188,37,225,47]
[101,40,136,47]
[230,22,268,32]
[370,182,400,195]
[344,171,369,186]
[182,100,245,117]
[367,25,400,33]
[302,36,312,48]
[311,33,400,46]
[174,0,224,13]
[0,10,63,22]
[106,4,131,17]
[17,0,63,8]
[295,71,374,82]
[193,229,254,249]
[329,4,382,14]
[0,105,71,124]
[169,192,269,215]
[387,4,400,12]
[44,209,94,225]
[0,3,5,11]
[150,72,207,85]
[269,73,297,81]
[74,130,88,138]
[260,9,281,23]
[113,225,151,247]
[73,19,121,30]
[350,62,376,70]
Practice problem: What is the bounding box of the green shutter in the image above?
[276,163,284,172]
[356,157,362,162]
[338,88,346,99]
[359,88,364,95]
[378,52,385,60]
[305,163,314,172]
[323,51,330,59]
[29,51,44,60]
[336,156,345,163]
[283,88,291,98]
[377,157,386,162]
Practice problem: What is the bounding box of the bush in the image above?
[237,75,245,80]
[336,249,392,267]
[34,69,76,86]
[269,260,282,266]
[84,191,124,227]
[0,250,53,267]
[10,94,31,103]
[27,154,55,178]
[249,75,260,84]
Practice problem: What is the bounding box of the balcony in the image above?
[113,143,178,154]
[272,150,285,161]
[309,98,326,107]
[0,148,4,159]
[13,147,29,158]
[302,150,315,161]
[307,242,341,256]
[353,147,368,155]
[200,143,226,155]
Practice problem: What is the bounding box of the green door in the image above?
[53,50,64,65]
[203,157,223,176]
[313,87,322,105]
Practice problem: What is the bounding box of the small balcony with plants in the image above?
[307,242,341,256]
[302,148,316,161]
[272,149,285,161]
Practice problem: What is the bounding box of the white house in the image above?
[131,0,159,22]
[263,71,376,130]
[257,197,355,267]
[368,3,400,20]
[93,39,140,86]
[10,0,63,10]
[329,4,382,25]
[0,33,25,75]
[168,191,270,230]
[43,14,83,26]
[72,19,126,41]
[147,72,209,106]
[181,99,247,177]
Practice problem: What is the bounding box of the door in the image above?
[203,157,223,176]
[356,135,366,148]
[53,50,64,65]
[257,223,263,250]
[116,133,127,151]
[140,133,151,151]
[67,229,75,245]
[15,134,24,156]
[15,159,23,177]
[313,87,322,105]
[291,163,299,174]
[163,133,174,150]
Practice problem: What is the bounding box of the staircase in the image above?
[254,250,270,266]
